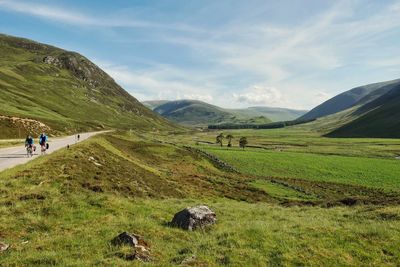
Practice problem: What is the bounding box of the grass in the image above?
[203,146,400,191]
[1,130,400,265]
[2,196,400,266]
[250,180,318,201]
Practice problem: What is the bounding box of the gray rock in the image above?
[0,242,9,252]
[171,205,217,231]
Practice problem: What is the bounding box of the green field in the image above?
[203,146,400,191]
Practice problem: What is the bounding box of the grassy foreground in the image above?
[1,131,400,265]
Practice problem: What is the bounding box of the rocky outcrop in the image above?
[43,53,105,88]
[171,205,217,231]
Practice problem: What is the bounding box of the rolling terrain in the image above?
[143,99,306,126]
[0,34,173,138]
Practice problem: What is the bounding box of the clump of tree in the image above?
[226,134,234,147]
[216,133,224,147]
[239,137,248,150]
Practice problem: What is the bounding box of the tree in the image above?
[239,137,248,150]
[226,134,234,147]
[216,133,224,147]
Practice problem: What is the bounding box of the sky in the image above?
[0,0,400,110]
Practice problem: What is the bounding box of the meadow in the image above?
[1,129,400,266]
[203,146,400,191]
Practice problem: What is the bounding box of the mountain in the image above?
[230,106,308,122]
[0,34,172,138]
[151,99,272,126]
[327,84,400,138]
[297,79,400,138]
[300,79,400,120]
[143,100,306,126]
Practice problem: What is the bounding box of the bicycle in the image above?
[26,145,33,157]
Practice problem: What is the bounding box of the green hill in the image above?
[300,79,400,120]
[143,100,306,126]
[297,80,400,138]
[327,85,400,138]
[0,34,173,138]
[145,100,271,126]
[230,106,307,122]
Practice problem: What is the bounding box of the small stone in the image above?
[111,232,139,247]
[111,232,151,262]
[171,205,217,231]
[0,242,9,252]
[181,255,197,265]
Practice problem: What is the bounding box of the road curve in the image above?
[0,131,107,172]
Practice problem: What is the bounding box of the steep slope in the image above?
[0,34,172,138]
[300,79,400,120]
[327,85,400,138]
[152,100,272,126]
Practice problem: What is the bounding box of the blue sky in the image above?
[1,0,400,109]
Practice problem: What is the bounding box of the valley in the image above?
[0,33,400,266]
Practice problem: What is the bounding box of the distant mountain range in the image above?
[300,78,400,138]
[143,100,307,126]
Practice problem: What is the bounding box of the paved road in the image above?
[0,131,106,172]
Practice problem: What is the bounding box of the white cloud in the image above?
[0,0,201,32]
[233,85,284,106]
[95,60,216,103]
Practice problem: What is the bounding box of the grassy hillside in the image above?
[1,130,400,265]
[0,34,173,138]
[328,85,400,138]
[300,78,400,120]
[151,99,272,127]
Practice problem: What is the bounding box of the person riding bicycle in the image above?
[39,132,48,154]
[25,135,35,149]
[25,135,35,156]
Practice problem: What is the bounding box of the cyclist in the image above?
[25,135,35,157]
[39,132,48,155]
